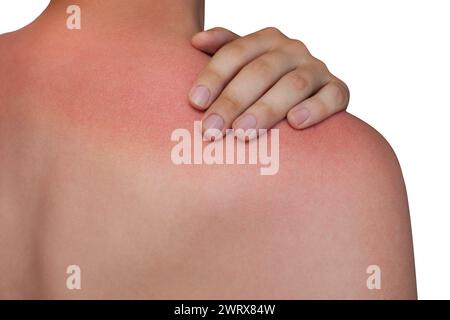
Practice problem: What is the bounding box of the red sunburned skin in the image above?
[0,11,416,299]
[6,35,208,147]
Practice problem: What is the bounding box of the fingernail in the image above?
[234,115,258,141]
[234,114,257,131]
[203,114,224,140]
[291,108,310,127]
[190,85,210,109]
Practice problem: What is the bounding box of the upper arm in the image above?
[340,116,416,299]
[269,113,417,299]
[324,117,416,299]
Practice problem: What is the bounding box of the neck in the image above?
[45,0,204,38]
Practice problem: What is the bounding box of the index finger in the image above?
[189,28,288,110]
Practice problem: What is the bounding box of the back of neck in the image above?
[39,0,204,40]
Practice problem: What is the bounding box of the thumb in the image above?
[191,27,240,55]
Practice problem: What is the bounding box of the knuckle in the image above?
[282,39,310,63]
[332,80,350,106]
[256,100,279,121]
[313,96,329,116]
[313,58,329,73]
[265,105,280,122]
[218,94,242,114]
[286,71,310,91]
[201,66,224,85]
[220,42,246,59]
[261,27,283,37]
[248,57,274,77]
[286,39,307,51]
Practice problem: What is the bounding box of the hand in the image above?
[189,27,350,139]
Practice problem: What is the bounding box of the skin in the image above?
[190,27,350,138]
[0,0,416,299]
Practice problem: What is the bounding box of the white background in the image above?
[1,0,449,300]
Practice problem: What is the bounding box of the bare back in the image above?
[0,22,416,299]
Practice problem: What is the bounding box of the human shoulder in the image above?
[271,113,416,298]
